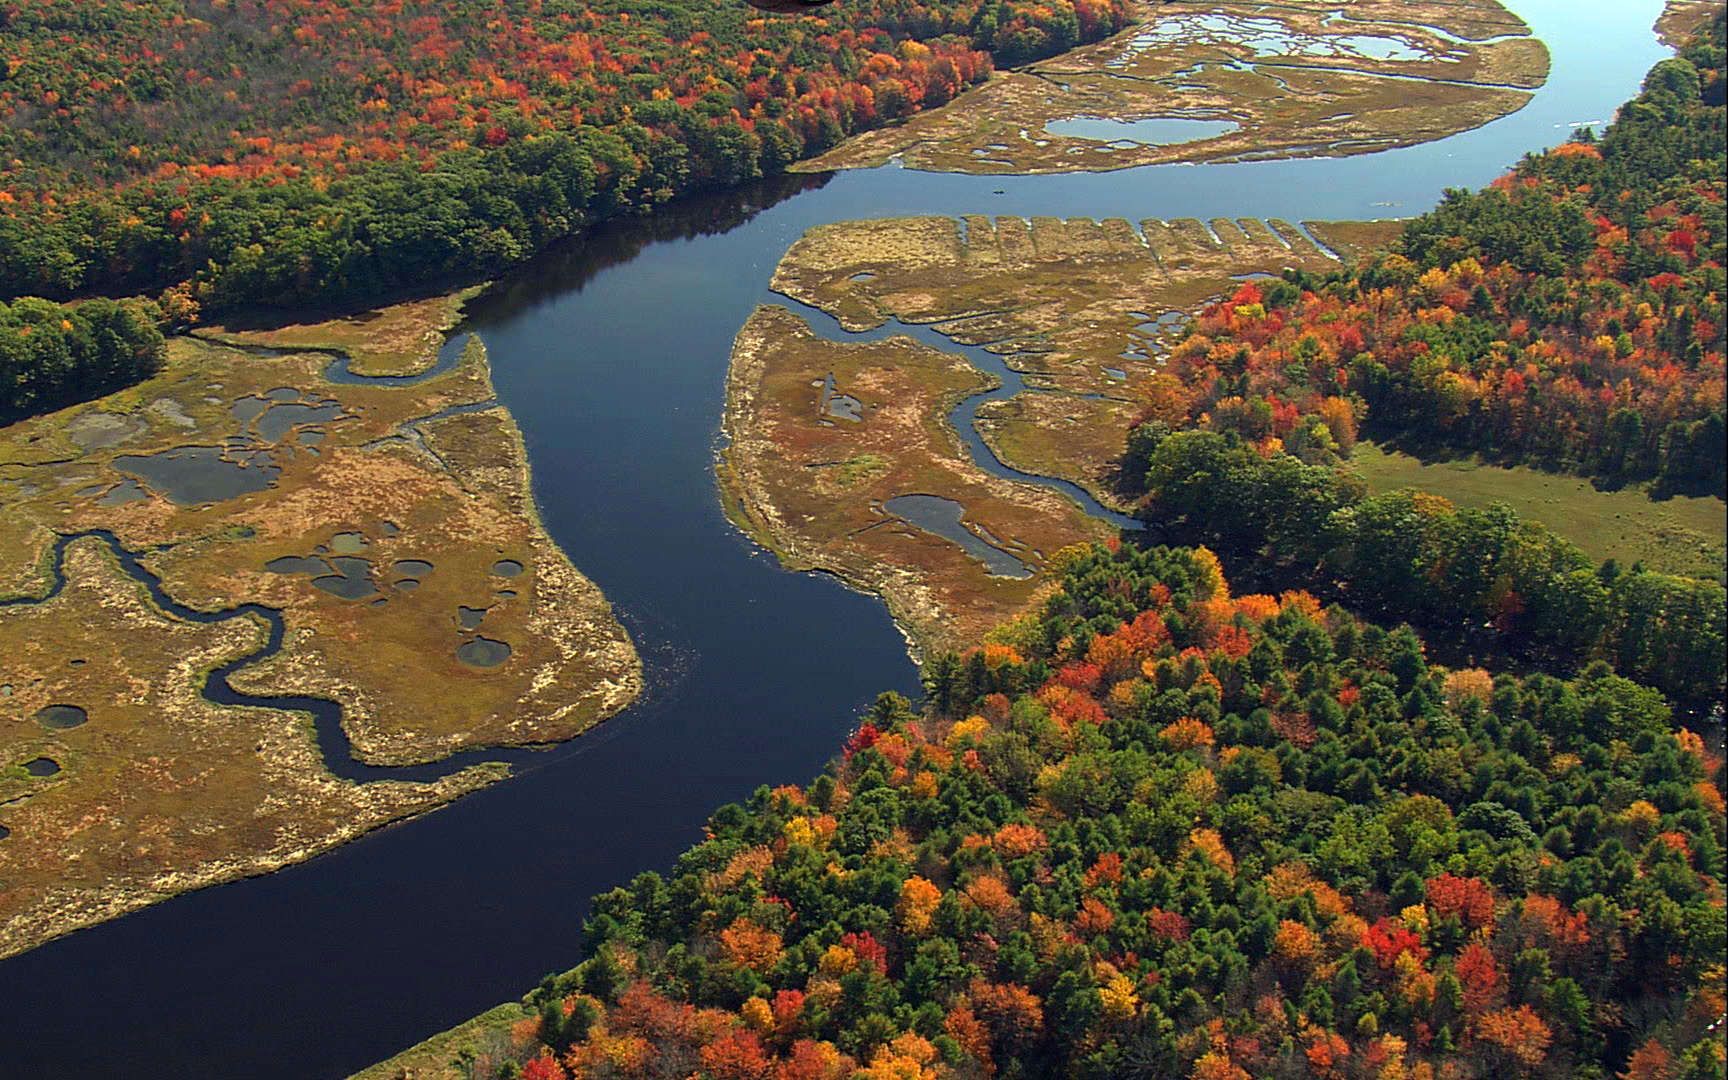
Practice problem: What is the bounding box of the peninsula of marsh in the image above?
[0,295,641,959]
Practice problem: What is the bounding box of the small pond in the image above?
[882,494,1032,579]
[256,402,342,444]
[1047,116,1240,146]
[490,559,525,578]
[1135,311,1189,335]
[34,705,88,730]
[311,557,377,601]
[22,758,61,778]
[1117,13,1433,65]
[231,397,270,426]
[819,373,864,422]
[265,556,332,576]
[456,637,512,668]
[114,447,280,505]
[95,480,149,507]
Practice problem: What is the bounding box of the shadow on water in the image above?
[460,172,833,322]
[0,4,1675,1077]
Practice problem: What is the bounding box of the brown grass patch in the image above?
[0,538,506,959]
[768,214,1353,493]
[1657,0,1719,46]
[719,306,1112,653]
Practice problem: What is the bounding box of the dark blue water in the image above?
[0,3,1671,1077]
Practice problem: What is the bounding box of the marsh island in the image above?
[720,213,1400,649]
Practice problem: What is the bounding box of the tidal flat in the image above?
[798,0,1550,174]
[0,299,640,958]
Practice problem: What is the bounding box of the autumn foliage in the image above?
[1132,19,1726,497]
[0,0,1130,311]
[453,542,1726,1079]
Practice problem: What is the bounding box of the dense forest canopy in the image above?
[0,296,164,423]
[448,542,1726,1080]
[0,0,1129,308]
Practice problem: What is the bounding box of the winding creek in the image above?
[779,293,1149,530]
[0,3,1675,1076]
[2,533,566,783]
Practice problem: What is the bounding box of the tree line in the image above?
[0,0,1130,310]
[0,297,164,424]
[1127,426,1725,711]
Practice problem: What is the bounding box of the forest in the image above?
[1121,17,1725,494]
[0,0,1128,310]
[0,296,164,422]
[443,542,1726,1080]
[1113,15,1725,713]
[1129,426,1725,712]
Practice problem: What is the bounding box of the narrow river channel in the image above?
[0,3,1673,1076]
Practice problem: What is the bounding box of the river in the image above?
[0,3,1673,1076]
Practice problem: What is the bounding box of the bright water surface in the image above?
[1044,115,1242,144]
[0,3,1672,1076]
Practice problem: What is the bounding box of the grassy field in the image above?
[1350,442,1726,581]
[352,1002,528,1080]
